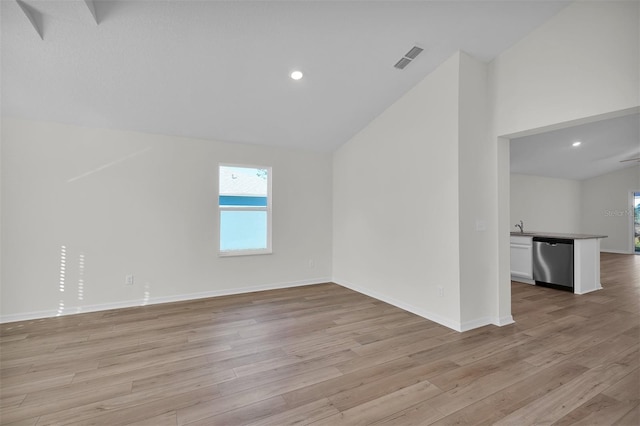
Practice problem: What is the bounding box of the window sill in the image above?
[218,249,272,257]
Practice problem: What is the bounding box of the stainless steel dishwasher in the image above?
[532,237,574,291]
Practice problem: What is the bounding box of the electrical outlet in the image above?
[438,286,444,297]
[125,275,134,285]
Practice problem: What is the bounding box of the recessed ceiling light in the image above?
[572,141,582,147]
[290,70,303,80]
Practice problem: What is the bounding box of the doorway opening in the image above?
[634,192,640,254]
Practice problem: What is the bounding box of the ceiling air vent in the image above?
[404,46,423,60]
[393,45,424,70]
[394,57,412,70]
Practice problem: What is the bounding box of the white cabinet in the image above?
[510,236,533,281]
[509,233,604,293]
[574,238,603,294]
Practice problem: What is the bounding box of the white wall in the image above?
[0,118,333,321]
[491,0,640,320]
[457,53,495,327]
[491,1,639,138]
[333,53,463,330]
[582,166,640,253]
[510,174,582,234]
[510,167,640,253]
[333,51,498,331]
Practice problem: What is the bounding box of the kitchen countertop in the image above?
[510,231,607,240]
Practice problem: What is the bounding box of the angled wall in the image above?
[333,52,495,331]
[333,53,463,329]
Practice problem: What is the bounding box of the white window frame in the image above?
[218,163,272,257]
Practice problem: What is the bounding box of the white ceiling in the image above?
[1,0,572,152]
[510,113,640,181]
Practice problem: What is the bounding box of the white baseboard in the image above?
[0,277,332,324]
[493,315,515,327]
[460,315,514,331]
[451,312,515,331]
[334,278,464,332]
[601,249,633,255]
[1,277,517,332]
[574,284,603,295]
[459,317,492,332]
[334,278,516,332]
[511,276,535,285]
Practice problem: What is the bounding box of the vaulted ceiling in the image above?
[1,0,572,151]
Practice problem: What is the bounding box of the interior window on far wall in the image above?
[635,192,640,254]
[219,164,272,256]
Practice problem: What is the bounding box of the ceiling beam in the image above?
[15,0,43,39]
[83,0,99,25]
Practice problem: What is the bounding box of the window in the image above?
[219,164,272,256]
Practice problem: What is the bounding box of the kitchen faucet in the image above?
[515,220,524,233]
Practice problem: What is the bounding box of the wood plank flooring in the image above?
[1,253,638,425]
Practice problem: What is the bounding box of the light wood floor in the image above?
[1,253,638,425]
